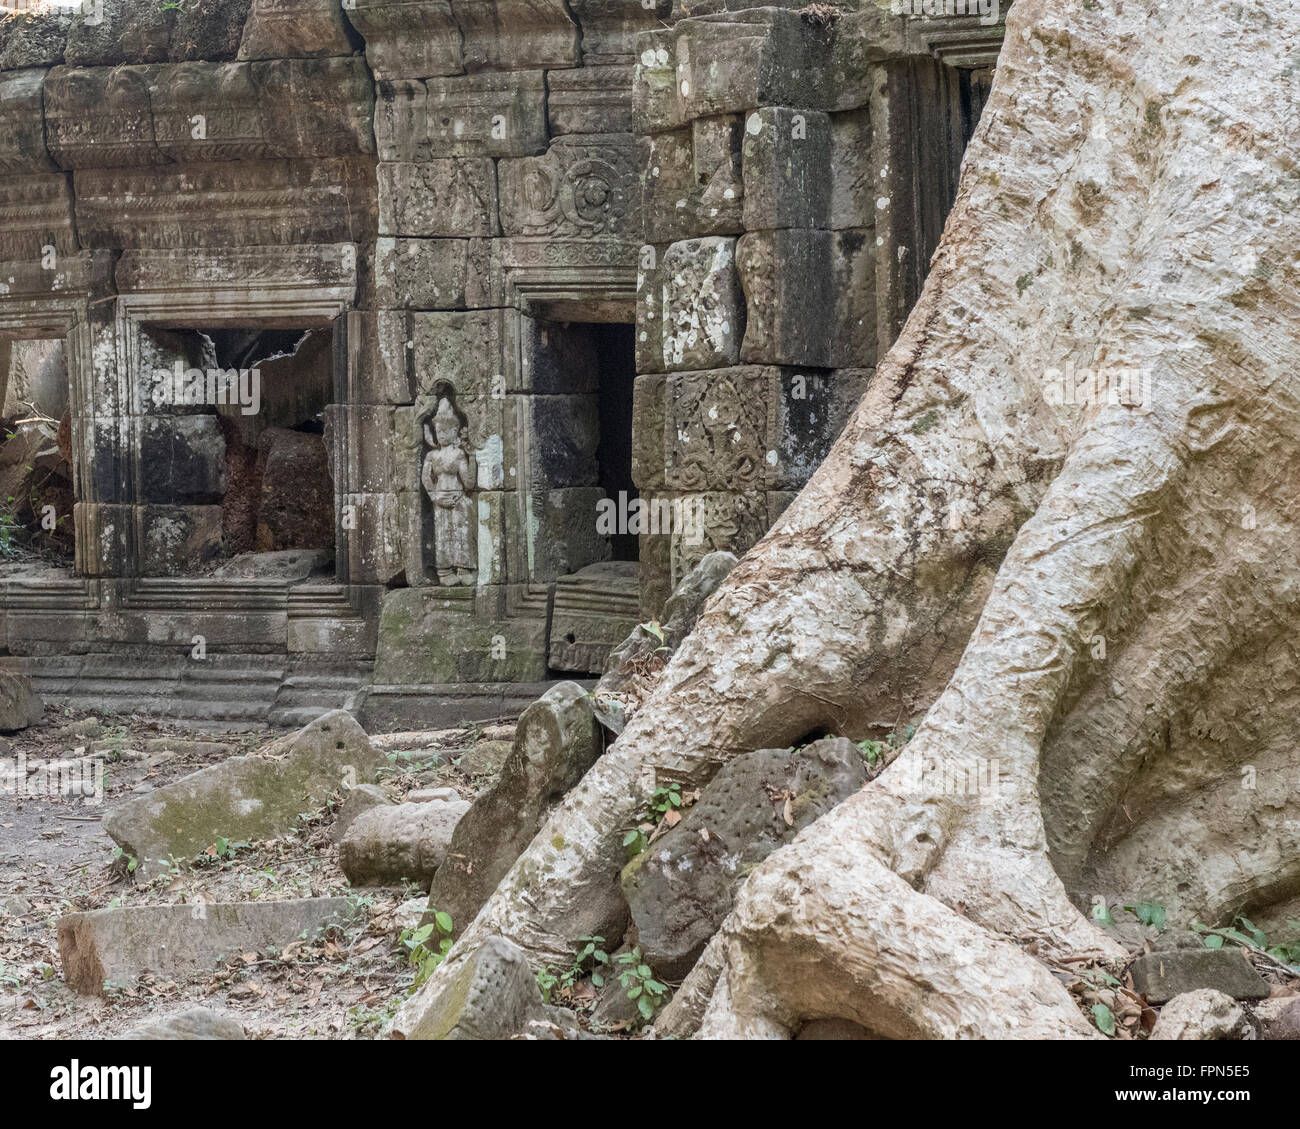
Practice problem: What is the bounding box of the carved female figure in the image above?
[421,397,477,585]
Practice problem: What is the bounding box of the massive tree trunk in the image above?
[394,0,1300,1038]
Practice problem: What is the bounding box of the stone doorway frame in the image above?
[501,253,638,588]
[111,244,358,581]
[0,253,95,577]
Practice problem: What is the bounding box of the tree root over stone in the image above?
[393,0,1300,1038]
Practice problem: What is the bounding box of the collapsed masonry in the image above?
[0,0,1001,725]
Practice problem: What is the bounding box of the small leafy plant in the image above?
[1193,916,1300,964]
[616,947,671,1025]
[622,782,685,859]
[856,738,884,766]
[401,910,454,988]
[198,836,250,864]
[1091,898,1166,933]
[537,935,610,1004]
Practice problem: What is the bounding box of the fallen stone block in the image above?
[58,897,362,996]
[329,782,393,844]
[623,737,868,979]
[596,550,737,730]
[407,786,460,804]
[123,1006,246,1040]
[455,740,511,778]
[339,799,471,887]
[104,710,382,880]
[0,659,42,731]
[142,738,234,759]
[395,936,545,1040]
[425,683,601,933]
[1150,989,1251,1040]
[1130,947,1270,1004]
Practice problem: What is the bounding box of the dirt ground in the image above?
[0,706,503,1040]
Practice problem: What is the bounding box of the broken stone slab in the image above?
[59,896,362,996]
[211,550,329,581]
[237,0,358,61]
[408,786,460,804]
[69,717,102,738]
[392,896,429,933]
[1130,947,1270,1004]
[425,683,601,933]
[454,739,511,779]
[393,935,545,1040]
[142,737,234,759]
[104,710,382,880]
[123,1006,247,1040]
[0,660,43,731]
[339,799,471,888]
[1150,989,1251,1040]
[623,737,869,979]
[390,933,609,1041]
[370,728,462,753]
[329,782,393,845]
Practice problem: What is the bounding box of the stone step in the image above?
[266,661,374,728]
[27,653,291,728]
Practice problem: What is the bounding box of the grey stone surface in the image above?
[0,661,43,731]
[661,237,745,371]
[408,786,460,803]
[59,897,361,995]
[339,799,471,887]
[454,740,512,779]
[399,936,546,1040]
[1150,989,1251,1040]
[622,737,869,978]
[104,711,382,879]
[1130,948,1271,1004]
[426,683,602,933]
[1254,996,1300,1040]
[329,782,393,844]
[124,1006,247,1040]
[599,550,737,700]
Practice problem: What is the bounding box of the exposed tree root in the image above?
[393,0,1300,1038]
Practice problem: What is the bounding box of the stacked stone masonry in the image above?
[0,0,1001,721]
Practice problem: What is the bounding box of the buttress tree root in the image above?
[393,0,1300,1038]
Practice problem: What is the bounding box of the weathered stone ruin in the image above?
[0,0,1001,727]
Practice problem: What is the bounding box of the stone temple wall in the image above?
[0,0,1003,723]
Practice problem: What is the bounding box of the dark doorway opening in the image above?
[594,323,638,562]
[138,324,335,576]
[0,336,75,570]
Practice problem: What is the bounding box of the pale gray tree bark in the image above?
[394,0,1300,1038]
